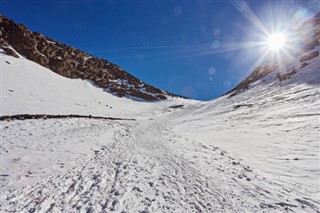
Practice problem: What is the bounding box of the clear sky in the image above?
[1,0,318,100]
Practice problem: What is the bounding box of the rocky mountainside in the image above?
[0,15,183,101]
[227,13,320,96]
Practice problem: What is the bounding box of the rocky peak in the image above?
[227,13,320,97]
[0,15,184,101]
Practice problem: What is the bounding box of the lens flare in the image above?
[266,33,288,51]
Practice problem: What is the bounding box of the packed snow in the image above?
[1,50,320,212]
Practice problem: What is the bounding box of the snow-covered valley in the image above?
[1,44,320,213]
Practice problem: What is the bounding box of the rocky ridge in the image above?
[0,15,183,101]
[227,13,320,96]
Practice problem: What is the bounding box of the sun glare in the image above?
[266,33,288,51]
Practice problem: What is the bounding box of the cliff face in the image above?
[0,15,183,101]
[227,13,320,96]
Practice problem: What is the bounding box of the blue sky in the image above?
[1,0,318,100]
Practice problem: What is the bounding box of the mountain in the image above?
[1,13,320,213]
[1,49,193,117]
[227,12,320,97]
[0,15,184,101]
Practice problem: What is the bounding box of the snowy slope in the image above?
[229,47,320,96]
[172,46,320,210]
[0,49,191,119]
[0,15,181,101]
[1,53,320,213]
[1,33,320,212]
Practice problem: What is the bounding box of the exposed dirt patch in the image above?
[0,114,136,121]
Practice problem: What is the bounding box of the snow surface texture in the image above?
[1,51,320,212]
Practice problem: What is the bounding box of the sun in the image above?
[266,33,288,51]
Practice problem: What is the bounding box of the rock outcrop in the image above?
[0,15,183,101]
[227,12,320,96]
[227,64,277,96]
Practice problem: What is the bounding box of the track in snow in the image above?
[1,109,318,212]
